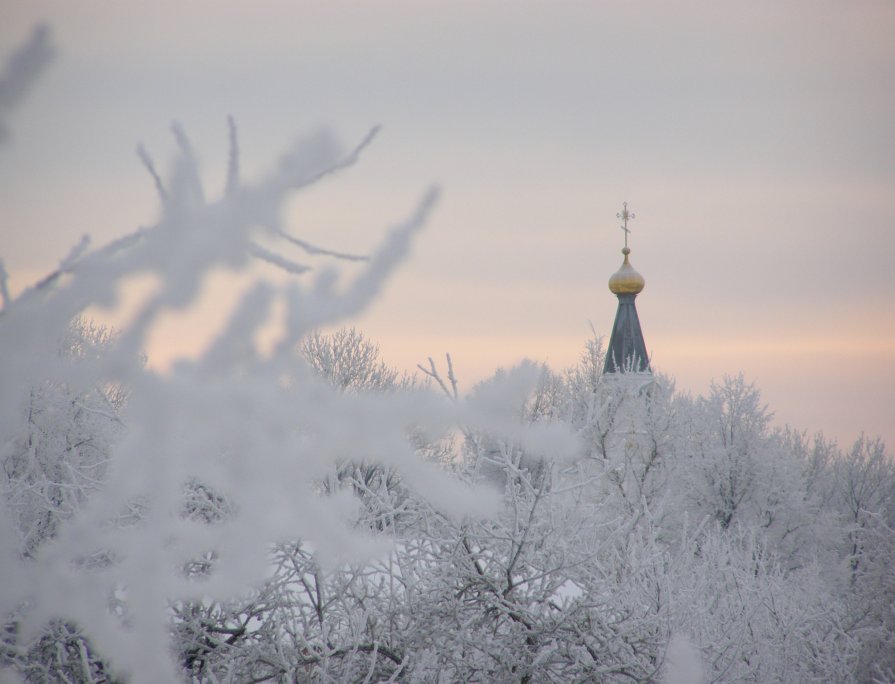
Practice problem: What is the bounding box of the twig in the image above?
[0,259,9,310]
[225,114,239,197]
[276,230,368,262]
[445,352,459,401]
[137,145,167,203]
[248,242,311,274]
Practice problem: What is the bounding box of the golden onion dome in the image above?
[608,247,645,295]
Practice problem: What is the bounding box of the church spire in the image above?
[603,202,650,374]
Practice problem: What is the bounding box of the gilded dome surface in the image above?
[608,247,645,295]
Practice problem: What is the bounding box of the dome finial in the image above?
[617,201,635,251]
[608,202,645,295]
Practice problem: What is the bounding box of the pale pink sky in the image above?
[1,0,893,448]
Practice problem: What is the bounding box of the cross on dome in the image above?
[616,201,635,250]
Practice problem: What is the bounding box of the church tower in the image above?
[603,203,650,374]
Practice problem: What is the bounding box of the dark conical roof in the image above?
[603,292,650,374]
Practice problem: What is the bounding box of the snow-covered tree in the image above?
[2,23,893,684]
[0,27,505,679]
[301,327,408,393]
[2,319,123,560]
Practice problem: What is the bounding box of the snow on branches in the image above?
[2,24,895,684]
[0,72,571,679]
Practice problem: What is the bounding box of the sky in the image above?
[1,0,893,449]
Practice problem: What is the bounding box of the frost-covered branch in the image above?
[0,119,476,683]
[417,354,458,402]
[0,260,10,311]
[136,144,167,204]
[0,24,55,143]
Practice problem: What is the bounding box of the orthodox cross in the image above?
[617,202,635,249]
